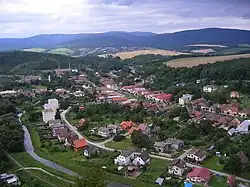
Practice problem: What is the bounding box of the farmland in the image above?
[21,48,46,52]
[48,47,75,55]
[113,49,188,59]
[186,44,227,48]
[166,53,250,67]
[191,48,215,53]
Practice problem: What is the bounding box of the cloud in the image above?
[0,0,250,37]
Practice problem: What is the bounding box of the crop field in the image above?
[187,44,227,48]
[191,48,215,53]
[166,53,250,68]
[113,49,188,59]
[22,48,46,52]
[48,47,75,55]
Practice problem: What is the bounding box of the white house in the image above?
[48,99,59,111]
[235,120,250,134]
[0,173,21,186]
[186,148,207,163]
[132,151,150,166]
[42,109,55,123]
[179,94,193,105]
[97,127,111,138]
[203,85,217,93]
[168,159,187,176]
[114,150,137,165]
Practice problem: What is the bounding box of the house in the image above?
[79,118,87,127]
[237,151,249,167]
[168,159,187,176]
[42,109,55,123]
[153,93,172,103]
[230,91,240,98]
[97,127,111,138]
[128,127,140,134]
[107,124,119,134]
[73,139,88,152]
[132,151,150,166]
[228,128,236,136]
[179,94,193,106]
[48,119,61,127]
[64,134,78,147]
[83,146,99,157]
[235,120,250,134]
[155,177,164,186]
[220,104,239,116]
[120,121,134,131]
[0,173,21,186]
[227,175,236,187]
[165,138,184,150]
[186,148,207,163]
[138,124,151,135]
[238,109,249,118]
[154,141,171,153]
[54,128,70,140]
[186,168,212,185]
[48,99,59,111]
[114,149,137,165]
[203,85,217,93]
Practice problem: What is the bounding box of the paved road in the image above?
[61,109,250,184]
[18,114,78,176]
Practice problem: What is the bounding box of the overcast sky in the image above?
[0,0,250,38]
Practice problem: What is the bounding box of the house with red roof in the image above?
[230,91,240,98]
[153,93,172,103]
[73,139,88,152]
[220,104,239,116]
[120,121,134,131]
[227,175,236,187]
[186,168,212,185]
[79,118,86,127]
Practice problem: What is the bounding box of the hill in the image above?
[1,28,250,51]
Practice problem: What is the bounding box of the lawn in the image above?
[209,176,228,187]
[203,156,224,171]
[105,138,136,150]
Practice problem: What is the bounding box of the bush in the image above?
[113,135,125,142]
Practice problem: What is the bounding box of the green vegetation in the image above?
[48,48,75,55]
[209,176,228,187]
[203,156,224,171]
[105,138,136,150]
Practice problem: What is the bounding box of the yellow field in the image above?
[187,44,227,48]
[113,49,188,59]
[191,48,215,53]
[166,53,250,68]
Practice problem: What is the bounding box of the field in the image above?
[105,138,136,150]
[187,44,227,48]
[48,48,75,55]
[166,53,250,67]
[21,48,46,52]
[191,48,215,53]
[113,49,188,59]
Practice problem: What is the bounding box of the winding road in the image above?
[61,108,250,184]
[18,114,78,176]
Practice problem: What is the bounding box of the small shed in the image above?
[155,177,164,185]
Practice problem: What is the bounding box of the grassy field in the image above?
[216,47,250,55]
[21,48,46,52]
[186,44,227,48]
[203,156,224,171]
[209,176,228,187]
[191,48,215,54]
[48,48,75,55]
[105,137,136,150]
[113,49,188,59]
[166,53,250,67]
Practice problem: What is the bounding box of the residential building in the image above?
[42,109,55,123]
[83,146,99,157]
[0,173,21,186]
[179,94,193,105]
[168,159,187,176]
[186,168,212,185]
[0,90,18,97]
[227,176,236,187]
[64,135,78,147]
[120,121,134,131]
[238,109,249,118]
[203,85,217,93]
[73,139,88,152]
[54,128,70,138]
[48,99,59,111]
[154,141,171,153]
[107,124,119,134]
[132,151,150,166]
[235,120,250,134]
[153,93,172,103]
[138,124,151,135]
[48,119,61,127]
[114,149,137,165]
[79,118,87,127]
[228,128,236,136]
[97,127,111,138]
[230,91,240,98]
[186,148,207,163]
[165,138,184,150]
[220,104,239,116]
[155,177,164,186]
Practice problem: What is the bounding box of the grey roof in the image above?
[98,127,110,133]
[237,151,249,165]
[169,159,186,169]
[188,148,207,158]
[107,124,119,129]
[139,151,150,162]
[48,119,61,124]
[121,149,135,157]
[154,141,168,148]
[155,177,164,185]
[165,138,184,145]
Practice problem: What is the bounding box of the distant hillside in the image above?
[0,28,250,51]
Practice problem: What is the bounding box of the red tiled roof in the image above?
[186,168,212,181]
[227,175,236,186]
[155,93,172,101]
[128,127,140,134]
[120,121,134,130]
[73,139,88,149]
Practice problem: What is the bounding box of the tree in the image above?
[179,107,189,121]
[55,108,61,120]
[224,155,242,174]
[131,130,153,149]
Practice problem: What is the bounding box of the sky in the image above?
[0,0,250,38]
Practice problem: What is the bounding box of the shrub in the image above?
[113,135,125,142]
